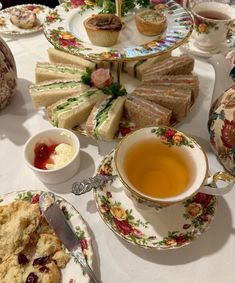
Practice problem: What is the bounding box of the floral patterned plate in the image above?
[0,190,93,282]
[180,34,227,58]
[43,0,193,61]
[94,150,217,249]
[0,4,50,35]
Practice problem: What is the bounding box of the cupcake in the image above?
[84,14,122,47]
[135,9,167,36]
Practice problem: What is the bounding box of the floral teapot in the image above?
[208,53,235,176]
[0,36,17,110]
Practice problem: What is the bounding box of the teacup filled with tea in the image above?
[114,126,235,207]
[189,0,235,51]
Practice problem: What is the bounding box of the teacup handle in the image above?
[200,171,235,195]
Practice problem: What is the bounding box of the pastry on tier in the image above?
[10,8,37,29]
[84,14,122,47]
[135,9,167,36]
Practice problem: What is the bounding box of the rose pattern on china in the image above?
[45,10,62,23]
[96,151,217,249]
[151,127,195,147]
[208,88,235,176]
[193,14,218,34]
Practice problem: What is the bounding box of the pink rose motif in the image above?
[59,38,81,48]
[100,204,110,213]
[133,228,142,238]
[164,128,176,139]
[113,218,133,235]
[194,192,212,208]
[176,234,187,245]
[71,0,85,8]
[106,191,112,198]
[201,214,209,222]
[91,68,112,88]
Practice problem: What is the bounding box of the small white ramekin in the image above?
[23,128,80,184]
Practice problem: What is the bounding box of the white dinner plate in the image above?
[0,190,93,282]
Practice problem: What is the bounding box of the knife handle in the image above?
[73,246,101,283]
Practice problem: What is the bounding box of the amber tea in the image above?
[124,138,192,198]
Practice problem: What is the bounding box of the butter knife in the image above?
[39,192,100,283]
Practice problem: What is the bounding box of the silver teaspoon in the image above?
[72,175,117,196]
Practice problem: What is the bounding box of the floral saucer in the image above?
[0,190,93,283]
[0,4,50,35]
[180,34,228,58]
[94,150,217,250]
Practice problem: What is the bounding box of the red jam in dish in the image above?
[34,143,58,170]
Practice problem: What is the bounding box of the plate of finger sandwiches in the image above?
[29,48,199,141]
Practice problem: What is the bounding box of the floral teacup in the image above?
[114,126,235,208]
[189,1,235,51]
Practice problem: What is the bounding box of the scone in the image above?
[10,8,37,29]
[84,14,122,47]
[0,254,61,283]
[135,9,167,36]
[0,200,40,261]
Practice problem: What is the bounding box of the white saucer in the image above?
[94,149,217,250]
[180,35,228,58]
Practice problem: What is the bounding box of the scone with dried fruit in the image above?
[0,200,40,261]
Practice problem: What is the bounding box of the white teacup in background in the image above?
[189,0,235,52]
[114,126,235,208]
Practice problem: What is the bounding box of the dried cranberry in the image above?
[33,256,50,266]
[18,253,29,265]
[25,272,38,283]
[39,266,50,273]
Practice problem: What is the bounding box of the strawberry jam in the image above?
[34,143,58,170]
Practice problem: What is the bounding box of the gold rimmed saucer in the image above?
[180,35,229,58]
[94,149,217,250]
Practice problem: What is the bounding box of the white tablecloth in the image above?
[1,31,235,283]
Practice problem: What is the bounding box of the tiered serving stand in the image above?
[41,0,219,251]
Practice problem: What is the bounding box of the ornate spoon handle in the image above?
[72,175,117,195]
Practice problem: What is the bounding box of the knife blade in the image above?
[39,192,100,283]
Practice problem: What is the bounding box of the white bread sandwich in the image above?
[132,84,192,121]
[142,75,200,101]
[35,62,85,83]
[47,88,106,129]
[124,95,172,128]
[85,96,125,140]
[29,79,89,108]
[140,54,195,81]
[47,48,96,70]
